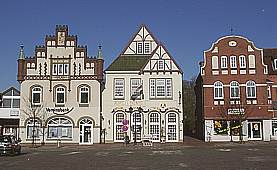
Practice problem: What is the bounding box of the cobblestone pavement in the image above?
[1,138,277,170]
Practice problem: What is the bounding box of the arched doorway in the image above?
[166,112,178,142]
[79,118,93,144]
[131,111,143,142]
[149,112,160,142]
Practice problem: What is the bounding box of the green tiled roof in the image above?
[106,55,150,71]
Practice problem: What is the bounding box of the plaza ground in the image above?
[1,137,277,170]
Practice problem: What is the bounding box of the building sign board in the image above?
[227,108,245,115]
[45,107,74,115]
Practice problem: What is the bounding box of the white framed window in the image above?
[52,64,57,75]
[130,79,142,100]
[64,64,69,75]
[246,80,256,98]
[144,42,150,54]
[214,81,224,99]
[272,120,277,136]
[221,56,227,69]
[150,79,172,99]
[158,60,164,70]
[114,112,125,141]
[56,87,65,104]
[239,55,246,69]
[47,117,73,139]
[26,119,41,139]
[137,42,143,54]
[230,81,240,99]
[150,79,155,98]
[79,86,89,104]
[166,112,178,141]
[131,112,142,141]
[230,56,237,68]
[114,78,124,99]
[32,87,42,105]
[58,64,63,75]
[212,56,218,69]
[149,112,160,141]
[248,55,255,68]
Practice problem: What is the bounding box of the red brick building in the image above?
[195,36,274,142]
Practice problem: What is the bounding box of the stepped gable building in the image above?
[17,25,104,145]
[195,35,273,142]
[102,25,183,143]
[263,48,277,140]
[0,87,20,138]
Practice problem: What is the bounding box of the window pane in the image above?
[12,99,20,108]
[3,99,11,108]
[81,92,88,103]
[214,120,228,135]
[33,93,41,104]
[57,93,64,103]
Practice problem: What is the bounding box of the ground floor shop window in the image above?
[272,120,277,136]
[230,120,241,136]
[47,117,72,139]
[214,120,228,135]
[26,119,40,139]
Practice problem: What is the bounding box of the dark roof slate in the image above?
[106,55,150,71]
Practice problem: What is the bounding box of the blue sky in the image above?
[0,0,277,91]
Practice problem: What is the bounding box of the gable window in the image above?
[212,56,218,69]
[56,87,65,104]
[230,56,237,69]
[137,42,143,54]
[239,55,246,69]
[214,81,223,99]
[158,60,164,70]
[52,63,69,75]
[114,78,124,99]
[144,42,150,54]
[32,87,42,105]
[230,81,240,99]
[79,86,89,104]
[248,55,255,68]
[149,78,172,99]
[221,56,227,69]
[246,81,256,98]
[130,79,142,100]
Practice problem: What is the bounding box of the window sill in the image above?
[79,104,89,107]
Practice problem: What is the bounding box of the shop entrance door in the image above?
[248,122,262,140]
[79,119,93,144]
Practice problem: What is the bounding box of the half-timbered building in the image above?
[102,25,183,143]
[195,36,272,142]
[17,25,104,145]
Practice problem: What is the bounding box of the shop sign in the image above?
[227,108,245,115]
[45,107,74,115]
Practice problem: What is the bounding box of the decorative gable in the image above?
[143,44,181,72]
[123,25,158,55]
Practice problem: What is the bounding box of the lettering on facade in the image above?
[45,107,74,115]
[227,108,245,115]
[9,110,19,117]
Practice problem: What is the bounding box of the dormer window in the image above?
[144,42,150,54]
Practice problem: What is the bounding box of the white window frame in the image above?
[58,64,63,75]
[130,78,141,100]
[32,87,42,105]
[248,55,256,68]
[137,42,143,54]
[158,60,164,70]
[52,64,58,75]
[26,119,41,139]
[114,112,125,142]
[56,87,65,104]
[144,42,150,54]
[273,59,277,70]
[230,81,240,99]
[214,81,224,99]
[267,85,271,99]
[64,64,69,75]
[149,112,160,141]
[79,86,89,104]
[246,81,256,98]
[239,55,246,69]
[114,78,125,99]
[230,56,237,69]
[212,56,218,69]
[166,112,178,142]
[221,56,227,69]
[149,79,172,99]
[47,117,73,139]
